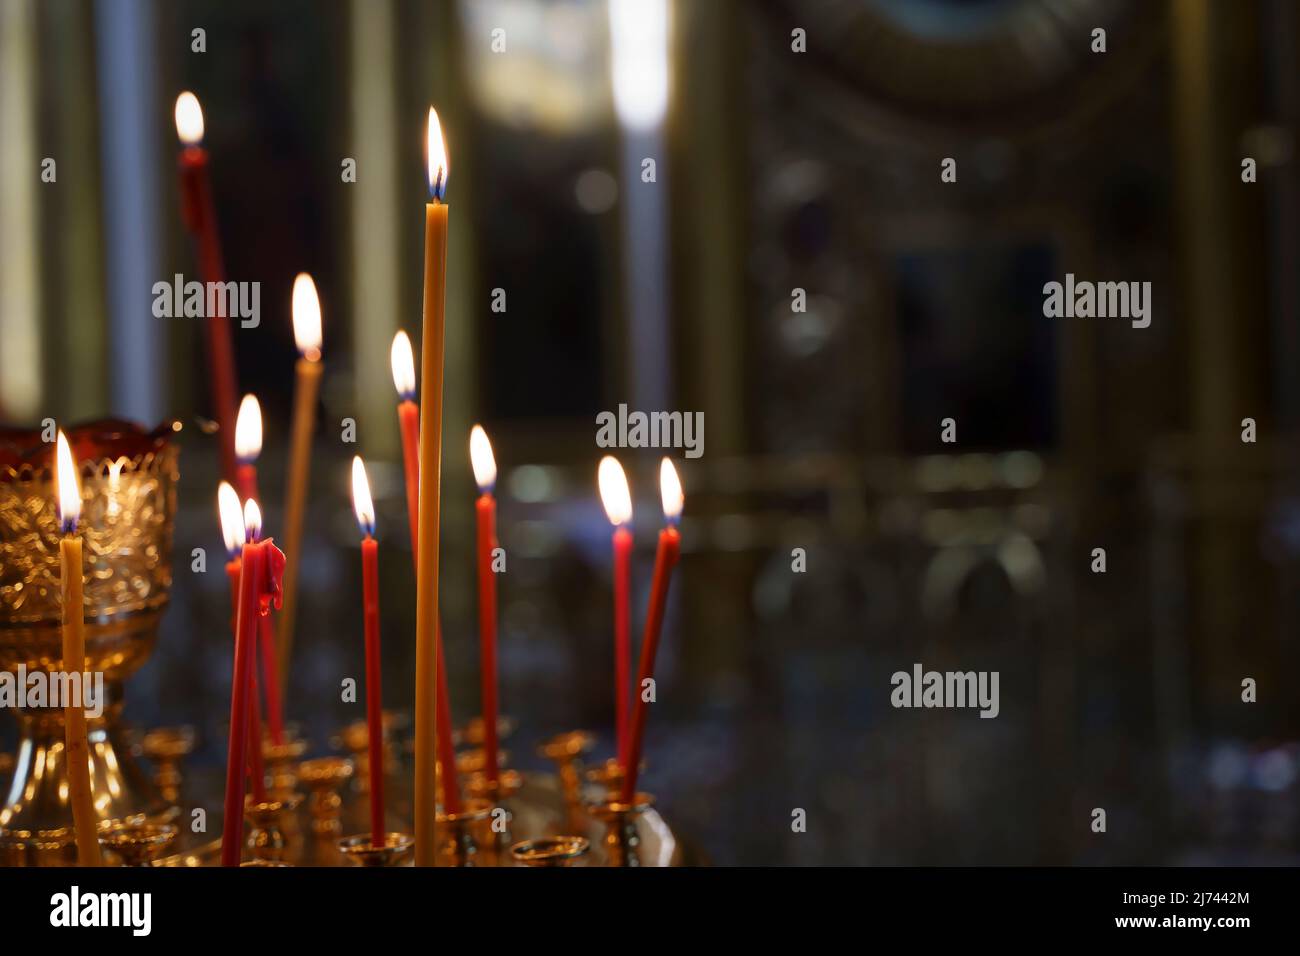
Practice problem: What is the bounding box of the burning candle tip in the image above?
[351,456,376,539]
[659,458,683,525]
[390,330,416,401]
[55,429,81,534]
[469,425,497,495]
[243,498,263,543]
[235,394,263,463]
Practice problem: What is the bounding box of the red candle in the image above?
[220,499,286,866]
[351,457,386,846]
[393,331,461,812]
[620,459,683,803]
[469,425,500,785]
[598,457,634,764]
[219,483,265,803]
[257,615,284,746]
[175,91,240,486]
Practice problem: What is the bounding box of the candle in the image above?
[620,459,683,803]
[55,431,102,866]
[232,395,283,746]
[469,425,501,786]
[175,91,240,485]
[392,331,420,549]
[220,499,285,866]
[392,331,461,813]
[413,105,449,866]
[598,456,634,764]
[234,394,262,502]
[276,274,324,696]
[219,482,266,802]
[350,457,386,847]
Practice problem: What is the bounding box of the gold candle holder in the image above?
[587,792,653,868]
[539,731,594,808]
[510,836,589,868]
[240,859,293,867]
[455,747,510,777]
[243,793,302,862]
[454,714,515,747]
[436,798,492,867]
[0,420,180,867]
[141,726,196,804]
[585,757,644,800]
[262,736,308,799]
[298,756,353,835]
[98,821,178,866]
[336,831,415,867]
[332,719,397,792]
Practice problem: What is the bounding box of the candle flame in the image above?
[659,458,683,524]
[174,91,205,145]
[469,425,496,494]
[597,456,633,526]
[235,394,263,462]
[351,456,376,538]
[54,430,81,533]
[291,273,323,361]
[390,330,416,400]
[426,106,448,201]
[243,498,263,543]
[217,481,244,557]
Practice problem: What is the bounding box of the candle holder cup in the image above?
[540,731,594,808]
[0,421,180,866]
[510,836,590,868]
[98,820,178,866]
[454,715,515,748]
[262,736,308,799]
[298,756,354,835]
[435,798,493,867]
[141,726,196,805]
[585,757,645,800]
[244,793,302,862]
[336,831,414,867]
[587,793,653,868]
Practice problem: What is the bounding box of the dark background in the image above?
[2,0,1299,865]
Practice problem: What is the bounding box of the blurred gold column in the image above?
[0,0,42,421]
[349,0,401,459]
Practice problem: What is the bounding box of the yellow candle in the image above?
[55,430,102,866]
[414,106,449,866]
[276,272,324,692]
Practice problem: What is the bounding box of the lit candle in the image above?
[232,394,283,747]
[220,499,285,867]
[620,459,683,803]
[350,457,386,847]
[55,430,102,866]
[598,456,634,765]
[414,105,450,866]
[218,482,265,803]
[392,331,461,813]
[234,394,262,502]
[276,273,324,697]
[469,425,501,786]
[175,91,240,486]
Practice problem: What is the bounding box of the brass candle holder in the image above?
[141,726,196,805]
[465,769,522,865]
[585,757,644,800]
[454,714,515,747]
[0,420,180,867]
[262,736,308,799]
[98,821,178,866]
[539,730,594,807]
[436,798,493,867]
[455,747,510,777]
[244,793,302,862]
[587,792,653,867]
[336,831,414,867]
[298,756,354,835]
[510,836,589,868]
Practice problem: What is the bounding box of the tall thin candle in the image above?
[414,105,450,866]
[219,483,265,802]
[620,459,683,803]
[351,457,386,847]
[277,273,324,694]
[469,426,501,785]
[55,431,102,866]
[392,331,461,813]
[220,500,285,866]
[598,456,634,764]
[175,91,240,485]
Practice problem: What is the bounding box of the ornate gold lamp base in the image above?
[0,685,173,867]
